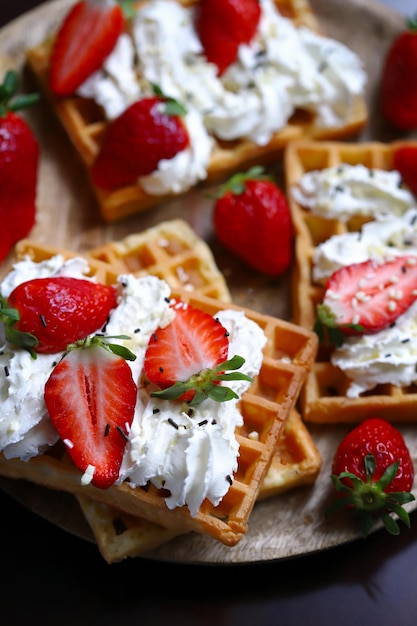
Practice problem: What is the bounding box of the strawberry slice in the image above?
[1,276,118,355]
[44,336,137,489]
[393,145,417,197]
[315,255,417,345]
[49,0,125,96]
[144,301,252,405]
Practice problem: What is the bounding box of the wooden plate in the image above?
[0,0,416,564]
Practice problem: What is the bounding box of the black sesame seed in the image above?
[4,365,9,377]
[39,314,47,327]
[116,426,129,441]
[153,408,160,414]
[104,424,110,437]
[168,418,179,430]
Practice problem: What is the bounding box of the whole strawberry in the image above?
[1,276,118,355]
[0,70,39,262]
[49,0,125,96]
[329,418,415,535]
[213,167,293,277]
[91,91,189,190]
[380,16,417,130]
[195,0,261,76]
[392,144,417,197]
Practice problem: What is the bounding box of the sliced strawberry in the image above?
[393,145,417,197]
[2,277,118,355]
[44,336,137,489]
[195,0,261,76]
[315,255,417,344]
[49,0,125,96]
[144,301,252,405]
[91,94,189,190]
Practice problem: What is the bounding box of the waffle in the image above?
[0,235,318,547]
[76,408,321,563]
[285,138,417,424]
[25,0,368,222]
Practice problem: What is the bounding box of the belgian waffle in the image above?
[76,408,321,563]
[0,234,318,547]
[285,138,417,424]
[25,0,368,222]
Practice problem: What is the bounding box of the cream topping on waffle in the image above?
[77,0,366,195]
[0,256,266,515]
[291,163,416,222]
[313,208,417,283]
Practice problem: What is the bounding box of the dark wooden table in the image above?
[1,2,417,625]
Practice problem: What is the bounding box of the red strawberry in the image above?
[213,167,293,277]
[91,93,190,190]
[44,336,137,489]
[195,0,261,76]
[392,144,417,197]
[0,70,39,262]
[144,300,252,406]
[380,16,417,130]
[329,418,415,535]
[315,255,417,345]
[49,0,125,96]
[1,276,118,355]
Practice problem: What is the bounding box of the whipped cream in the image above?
[0,256,266,515]
[313,208,417,284]
[78,0,367,195]
[293,163,417,397]
[291,163,417,222]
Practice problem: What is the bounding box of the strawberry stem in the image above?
[0,70,40,118]
[150,354,253,406]
[0,294,38,358]
[328,453,415,536]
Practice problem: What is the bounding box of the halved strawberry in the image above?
[315,255,417,345]
[393,145,417,197]
[91,93,189,190]
[144,300,252,406]
[49,0,125,96]
[44,336,137,489]
[1,276,118,355]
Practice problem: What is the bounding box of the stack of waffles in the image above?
[0,220,322,562]
[25,0,368,222]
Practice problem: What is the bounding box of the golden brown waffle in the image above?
[25,0,368,222]
[0,236,318,547]
[285,138,417,424]
[75,408,321,563]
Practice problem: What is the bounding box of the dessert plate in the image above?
[0,0,416,564]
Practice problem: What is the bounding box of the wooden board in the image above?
[0,0,416,564]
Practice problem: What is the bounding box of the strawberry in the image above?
[0,70,39,262]
[329,418,415,535]
[1,276,118,355]
[49,0,125,96]
[44,336,137,489]
[213,167,293,277]
[91,92,189,190]
[392,144,417,197]
[144,300,252,406]
[315,255,417,346]
[380,16,417,130]
[195,0,261,76]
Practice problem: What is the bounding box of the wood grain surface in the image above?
[0,0,416,564]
